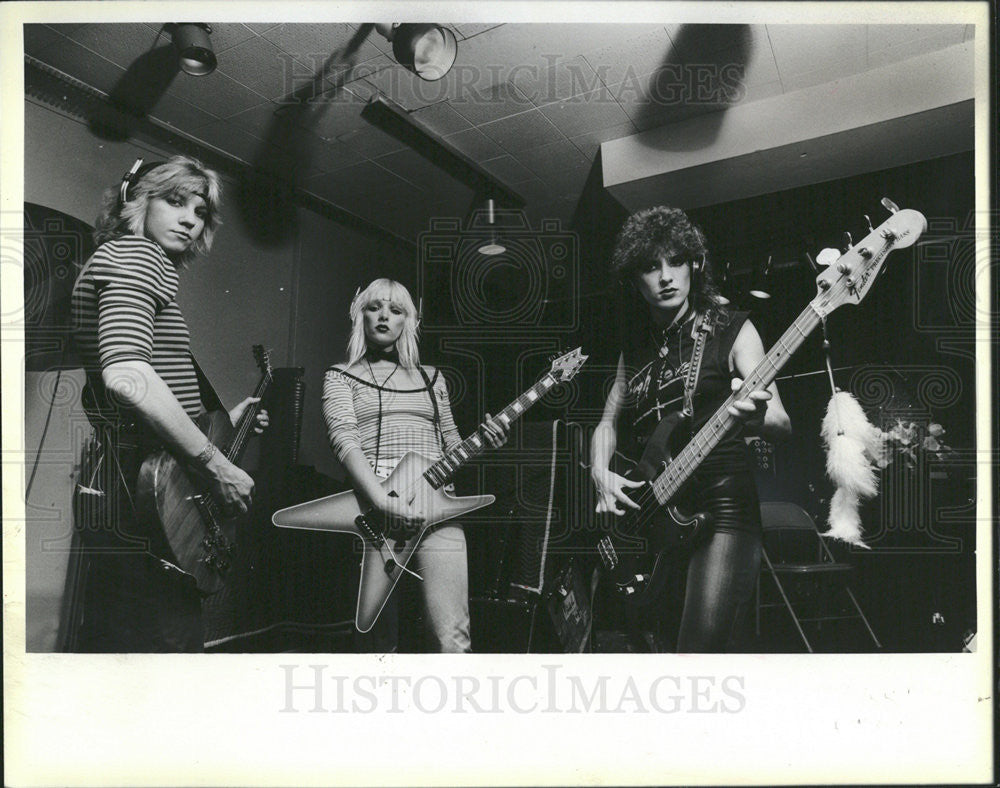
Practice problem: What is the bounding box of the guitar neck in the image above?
[223,370,272,464]
[651,305,822,504]
[423,372,559,488]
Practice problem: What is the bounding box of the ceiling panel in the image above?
[511,55,603,106]
[148,93,222,131]
[215,36,314,101]
[261,23,385,69]
[567,120,637,159]
[23,24,63,55]
[409,101,473,136]
[30,37,125,95]
[478,108,564,153]
[480,154,536,185]
[442,127,507,161]
[166,69,269,120]
[449,80,534,126]
[67,24,166,70]
[767,25,868,79]
[537,85,630,138]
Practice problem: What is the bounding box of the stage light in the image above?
[748,255,773,300]
[375,23,458,81]
[171,23,216,76]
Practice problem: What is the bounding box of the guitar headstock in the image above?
[549,347,588,382]
[252,344,272,375]
[811,201,926,317]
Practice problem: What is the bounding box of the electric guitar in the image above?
[272,348,588,632]
[135,345,272,594]
[598,200,927,606]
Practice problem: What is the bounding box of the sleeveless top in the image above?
[621,308,751,475]
[321,365,461,479]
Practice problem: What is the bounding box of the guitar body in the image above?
[598,412,712,608]
[272,450,495,632]
[135,409,240,595]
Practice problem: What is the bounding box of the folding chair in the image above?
[756,502,881,652]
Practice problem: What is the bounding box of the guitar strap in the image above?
[681,312,714,420]
[417,365,446,451]
[190,353,225,413]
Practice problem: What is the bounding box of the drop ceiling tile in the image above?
[67,23,167,69]
[307,138,368,173]
[567,120,637,159]
[867,29,968,69]
[767,25,867,80]
[668,23,769,59]
[216,36,311,101]
[480,154,536,185]
[512,55,604,106]
[585,28,676,88]
[323,55,394,92]
[449,80,534,126]
[453,24,505,40]
[730,79,784,107]
[24,25,64,57]
[410,101,473,136]
[30,37,126,96]
[166,69,268,120]
[374,148,466,193]
[443,127,506,161]
[361,64,458,110]
[866,24,965,50]
[478,108,563,153]
[243,23,280,36]
[224,100,284,136]
[149,93,222,132]
[200,23,258,53]
[335,122,408,159]
[286,89,371,142]
[537,85,629,138]
[262,23,385,70]
[190,119,268,164]
[779,59,869,92]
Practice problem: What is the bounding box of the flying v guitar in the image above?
[598,200,927,606]
[272,348,588,632]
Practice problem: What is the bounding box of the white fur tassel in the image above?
[820,391,880,547]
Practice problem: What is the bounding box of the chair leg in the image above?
[844,585,882,649]
[762,551,813,653]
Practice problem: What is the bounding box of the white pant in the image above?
[356,523,471,653]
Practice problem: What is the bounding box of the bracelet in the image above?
[194,441,217,465]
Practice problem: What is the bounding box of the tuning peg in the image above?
[881,198,900,214]
[816,248,840,267]
[864,214,874,233]
[841,232,853,253]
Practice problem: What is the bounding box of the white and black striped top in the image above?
[322,365,461,479]
[71,235,202,420]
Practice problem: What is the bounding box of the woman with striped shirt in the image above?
[71,156,266,651]
[322,279,508,652]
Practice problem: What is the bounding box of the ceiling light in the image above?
[171,23,216,76]
[477,198,506,256]
[748,255,772,300]
[375,23,458,81]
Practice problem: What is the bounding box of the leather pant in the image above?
[673,470,762,653]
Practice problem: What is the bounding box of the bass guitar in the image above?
[598,200,927,606]
[136,345,272,594]
[272,348,588,632]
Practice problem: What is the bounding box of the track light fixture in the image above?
[374,23,458,81]
[170,23,216,76]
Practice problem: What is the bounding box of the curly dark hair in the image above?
[610,206,723,315]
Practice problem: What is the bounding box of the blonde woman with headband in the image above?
[70,155,268,651]
[322,278,508,652]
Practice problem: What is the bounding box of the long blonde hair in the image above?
[346,278,421,369]
[94,155,223,265]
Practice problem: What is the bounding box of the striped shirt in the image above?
[71,235,203,420]
[322,365,461,479]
